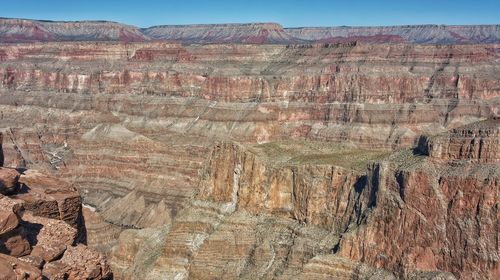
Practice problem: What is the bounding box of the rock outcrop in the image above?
[418,118,499,163]
[108,120,498,279]
[0,133,112,279]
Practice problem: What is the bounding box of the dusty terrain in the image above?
[0,18,498,280]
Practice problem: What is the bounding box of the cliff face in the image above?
[108,121,499,279]
[197,142,364,230]
[336,161,498,280]
[0,42,497,252]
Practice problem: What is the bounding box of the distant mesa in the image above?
[0,17,499,44]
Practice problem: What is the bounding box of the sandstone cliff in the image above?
[107,120,499,279]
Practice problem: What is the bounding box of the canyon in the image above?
[0,18,498,279]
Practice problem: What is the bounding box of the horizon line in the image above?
[0,16,499,29]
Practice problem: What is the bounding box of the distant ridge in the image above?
[0,18,148,43]
[0,17,498,44]
[142,23,299,44]
[284,24,500,44]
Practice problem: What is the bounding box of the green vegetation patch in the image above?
[249,140,392,171]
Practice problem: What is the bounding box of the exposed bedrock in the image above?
[0,137,111,279]
[109,121,499,279]
[337,160,498,280]
[0,41,498,279]
[417,118,499,163]
[0,43,498,152]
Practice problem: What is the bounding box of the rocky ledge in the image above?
[0,132,111,279]
[417,118,499,163]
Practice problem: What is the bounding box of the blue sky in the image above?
[1,0,498,27]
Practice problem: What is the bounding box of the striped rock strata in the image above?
[109,121,498,279]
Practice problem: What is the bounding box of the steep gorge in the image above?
[0,37,498,279]
[109,120,499,279]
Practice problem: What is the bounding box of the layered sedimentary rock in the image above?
[143,23,297,44]
[3,18,498,44]
[0,42,497,151]
[285,25,500,44]
[0,18,149,43]
[0,21,498,279]
[418,118,499,163]
[108,121,499,279]
[0,41,498,252]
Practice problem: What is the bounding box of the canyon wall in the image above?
[109,120,499,279]
[0,41,497,235]
[0,35,498,279]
